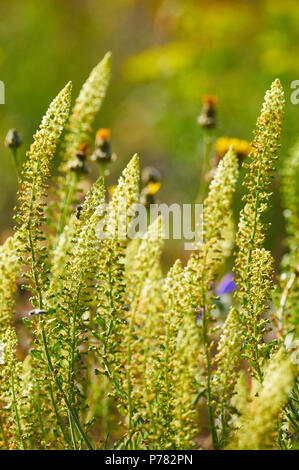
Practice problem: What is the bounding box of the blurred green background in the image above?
[1,0,299,263]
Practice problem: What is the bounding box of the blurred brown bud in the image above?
[197,95,218,129]
[5,129,22,149]
[141,166,161,185]
[76,143,89,161]
[67,143,90,173]
[91,128,112,163]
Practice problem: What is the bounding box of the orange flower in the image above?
[202,95,218,108]
[198,95,218,129]
[96,128,111,144]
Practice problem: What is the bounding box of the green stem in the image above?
[68,409,78,450]
[11,148,19,179]
[197,132,212,203]
[11,370,26,450]
[277,272,296,336]
[57,172,78,237]
[100,162,107,182]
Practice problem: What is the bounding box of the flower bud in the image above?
[91,128,112,163]
[141,166,161,185]
[197,95,218,129]
[67,143,90,173]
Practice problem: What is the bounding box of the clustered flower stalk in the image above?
[228,349,295,450]
[184,146,239,448]
[234,79,284,383]
[56,52,111,238]
[0,64,297,451]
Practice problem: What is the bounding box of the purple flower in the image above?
[216,272,236,295]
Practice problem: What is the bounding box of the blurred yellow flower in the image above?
[214,137,252,160]
[147,181,161,195]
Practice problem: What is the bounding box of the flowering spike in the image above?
[15,81,72,299]
[111,153,140,211]
[0,65,296,451]
[61,52,111,169]
[43,178,105,409]
[55,53,111,238]
[229,349,295,450]
[0,327,26,449]
[162,146,239,449]
[107,154,140,238]
[234,79,284,381]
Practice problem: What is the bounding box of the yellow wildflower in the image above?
[214,137,252,161]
